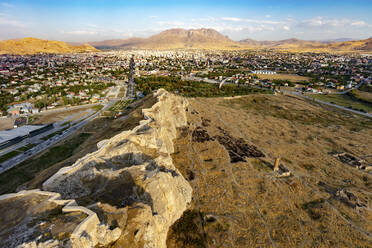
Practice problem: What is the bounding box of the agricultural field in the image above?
[135,76,271,97]
[253,73,310,82]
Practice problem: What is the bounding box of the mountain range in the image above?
[1,29,372,54]
[89,28,238,50]
[86,28,372,52]
[0,37,99,55]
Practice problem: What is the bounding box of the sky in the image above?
[0,0,372,42]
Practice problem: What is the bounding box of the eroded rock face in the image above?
[42,89,192,248]
[0,89,192,248]
[0,190,120,248]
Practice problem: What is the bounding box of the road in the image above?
[187,75,371,118]
[0,100,118,174]
[289,91,372,118]
[0,109,95,157]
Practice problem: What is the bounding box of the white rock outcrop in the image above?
[40,89,193,247]
[0,189,121,248]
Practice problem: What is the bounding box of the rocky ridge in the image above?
[0,38,99,55]
[0,89,192,248]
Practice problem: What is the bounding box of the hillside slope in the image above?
[0,37,99,54]
[167,94,372,247]
[239,37,372,52]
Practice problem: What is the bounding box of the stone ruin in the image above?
[332,152,372,173]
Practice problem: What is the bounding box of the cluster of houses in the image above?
[0,50,371,117]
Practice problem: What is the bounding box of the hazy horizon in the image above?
[1,0,371,42]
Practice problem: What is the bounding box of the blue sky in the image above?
[0,0,371,42]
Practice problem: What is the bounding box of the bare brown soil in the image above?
[167,94,372,248]
[0,192,87,247]
[31,105,94,124]
[0,117,14,130]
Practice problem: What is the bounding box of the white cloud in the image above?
[62,30,98,35]
[351,20,367,26]
[297,17,369,29]
[221,17,242,22]
[221,17,280,24]
[0,13,25,28]
[156,21,186,27]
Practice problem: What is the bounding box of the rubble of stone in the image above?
[332,152,372,173]
[0,89,192,248]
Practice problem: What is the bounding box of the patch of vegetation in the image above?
[309,93,372,113]
[135,76,271,98]
[301,199,325,220]
[170,209,206,248]
[0,150,21,163]
[299,163,315,171]
[109,99,134,112]
[359,84,372,93]
[0,133,91,194]
[61,121,71,127]
[282,157,293,164]
[17,144,37,152]
[251,159,272,172]
[41,127,69,141]
[223,95,372,132]
[348,90,372,105]
[92,104,103,112]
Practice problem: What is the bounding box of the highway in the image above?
[0,100,118,174]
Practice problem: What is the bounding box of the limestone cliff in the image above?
[0,89,192,248]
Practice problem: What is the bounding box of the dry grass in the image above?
[167,94,372,247]
[254,73,310,82]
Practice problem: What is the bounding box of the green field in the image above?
[135,76,272,97]
[309,93,372,113]
[109,99,135,112]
